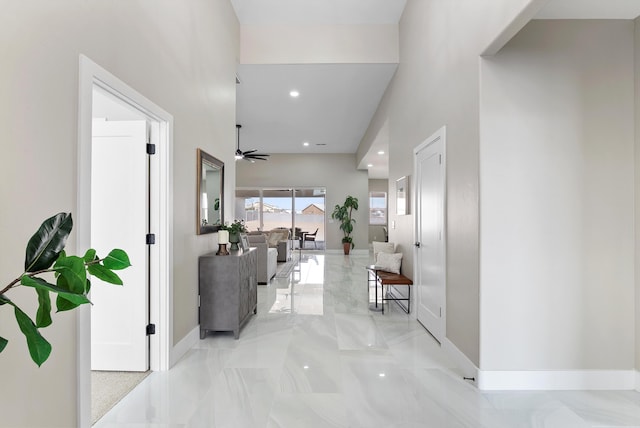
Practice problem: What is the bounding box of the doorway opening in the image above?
[77,55,173,428]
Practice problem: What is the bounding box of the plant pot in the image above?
[229,232,240,251]
[343,242,351,255]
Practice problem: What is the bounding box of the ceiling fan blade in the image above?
[236,124,270,161]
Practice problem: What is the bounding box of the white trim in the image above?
[77,55,174,428]
[171,325,200,366]
[442,338,636,391]
[477,369,636,391]
[442,338,478,386]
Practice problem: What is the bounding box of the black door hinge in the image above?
[146,234,156,245]
[146,323,156,335]
[146,143,156,155]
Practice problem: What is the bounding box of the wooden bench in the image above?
[366,265,413,314]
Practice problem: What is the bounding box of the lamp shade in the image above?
[218,230,229,245]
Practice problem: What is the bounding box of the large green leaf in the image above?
[35,288,52,328]
[24,212,73,272]
[13,304,51,366]
[56,295,80,312]
[103,249,131,270]
[83,248,97,263]
[53,255,86,294]
[88,264,123,285]
[21,276,91,306]
[0,336,7,353]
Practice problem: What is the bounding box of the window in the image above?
[369,191,387,225]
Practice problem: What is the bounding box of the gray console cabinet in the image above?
[199,248,257,339]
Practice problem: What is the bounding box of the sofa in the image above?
[247,234,277,284]
[248,228,291,262]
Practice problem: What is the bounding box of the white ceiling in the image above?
[232,0,405,179]
[536,0,640,19]
[236,64,397,154]
[230,0,406,24]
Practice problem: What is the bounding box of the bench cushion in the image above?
[375,270,413,285]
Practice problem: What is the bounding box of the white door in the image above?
[414,128,446,343]
[91,119,149,371]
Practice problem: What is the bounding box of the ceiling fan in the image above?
[235,124,270,162]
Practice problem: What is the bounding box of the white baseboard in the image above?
[477,369,636,391]
[442,337,635,391]
[170,325,199,367]
[442,338,479,386]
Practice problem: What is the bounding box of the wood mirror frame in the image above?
[197,149,224,234]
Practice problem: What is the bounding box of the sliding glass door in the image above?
[294,188,325,250]
[235,187,326,250]
[262,189,294,231]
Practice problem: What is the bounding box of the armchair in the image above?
[247,229,291,262]
[267,228,291,262]
[247,234,277,284]
[303,228,318,249]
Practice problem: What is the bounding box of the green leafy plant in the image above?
[0,212,130,366]
[221,219,247,235]
[331,196,359,250]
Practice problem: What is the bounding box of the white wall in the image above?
[480,20,635,370]
[0,1,238,426]
[359,0,535,366]
[236,154,369,251]
[241,24,398,64]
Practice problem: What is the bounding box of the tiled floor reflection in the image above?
[94,252,640,428]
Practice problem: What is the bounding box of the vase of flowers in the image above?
[222,219,247,250]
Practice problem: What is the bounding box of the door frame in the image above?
[413,126,447,341]
[76,55,174,427]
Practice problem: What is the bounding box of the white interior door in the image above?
[415,128,446,343]
[91,119,149,371]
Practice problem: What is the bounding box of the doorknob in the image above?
[414,242,421,248]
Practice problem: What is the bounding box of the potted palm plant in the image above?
[331,196,358,255]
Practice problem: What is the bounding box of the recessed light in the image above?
[367,164,373,168]
[379,373,386,378]
[378,151,385,155]
[303,142,310,147]
[290,90,300,98]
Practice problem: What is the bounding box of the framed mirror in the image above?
[197,149,224,234]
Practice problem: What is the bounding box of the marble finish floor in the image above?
[95,252,640,427]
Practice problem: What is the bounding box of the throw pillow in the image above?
[376,252,403,274]
[268,231,283,247]
[373,241,395,262]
